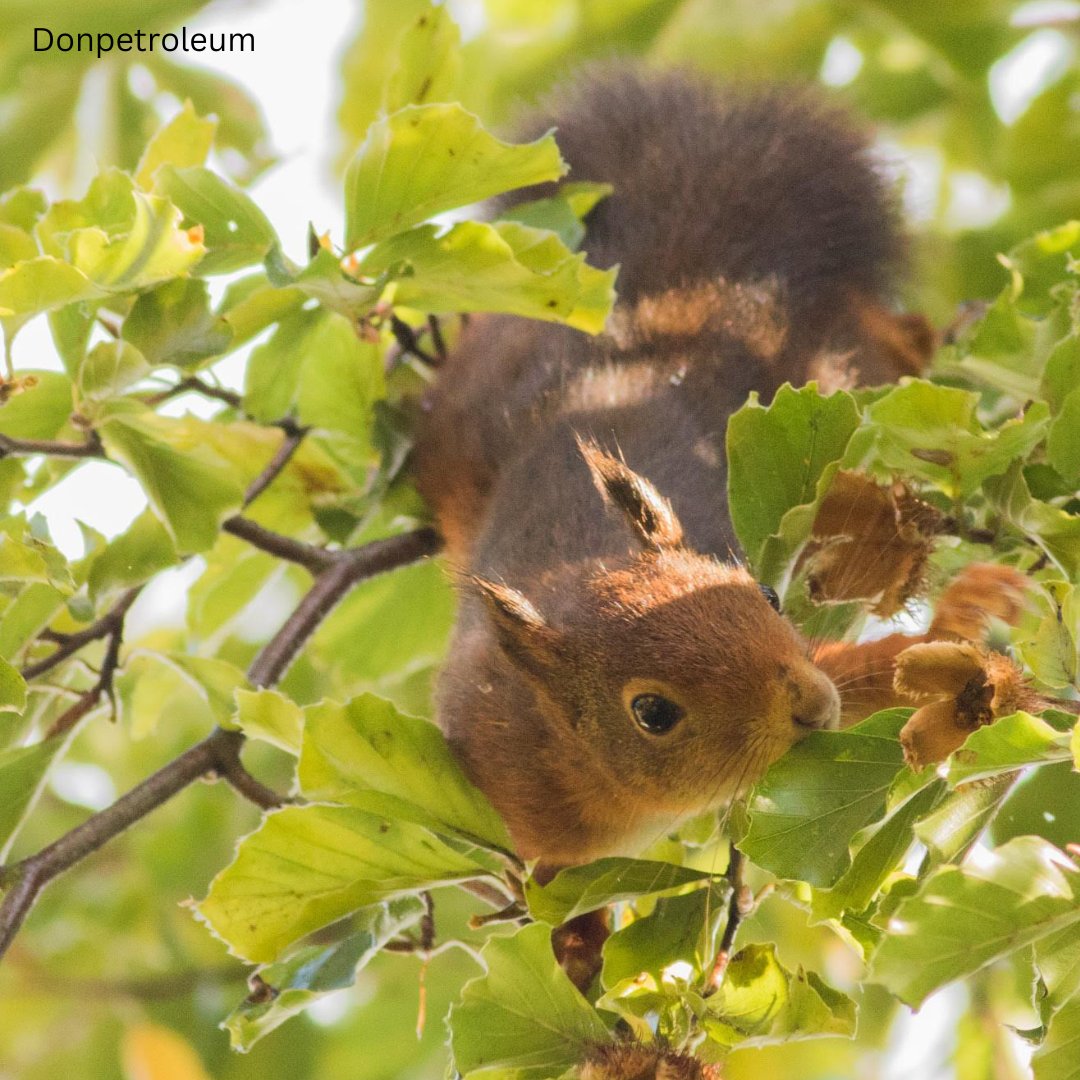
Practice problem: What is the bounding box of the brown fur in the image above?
[414,67,933,867]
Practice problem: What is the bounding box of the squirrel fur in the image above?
[414,67,937,867]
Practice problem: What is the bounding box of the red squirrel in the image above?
[414,67,939,868]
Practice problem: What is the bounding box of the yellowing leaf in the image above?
[121,1023,212,1080]
[344,103,566,250]
[135,100,217,191]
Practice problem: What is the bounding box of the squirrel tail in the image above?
[503,66,929,381]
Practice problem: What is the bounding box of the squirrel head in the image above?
[470,441,839,833]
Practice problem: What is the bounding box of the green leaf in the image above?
[914,772,1017,865]
[242,306,321,423]
[741,709,910,886]
[386,3,462,113]
[0,530,73,592]
[298,693,510,850]
[38,170,204,291]
[223,896,426,1051]
[1019,582,1079,689]
[1042,332,1080,414]
[853,382,1051,499]
[946,712,1073,786]
[0,370,72,440]
[76,340,150,411]
[154,165,276,275]
[98,408,244,554]
[0,582,65,661]
[344,103,566,251]
[0,657,26,715]
[726,383,859,579]
[449,922,609,1080]
[295,313,385,440]
[134,100,216,190]
[870,836,1080,1007]
[500,181,614,251]
[198,804,490,963]
[812,778,943,922]
[601,881,729,988]
[1034,998,1080,1080]
[361,219,616,334]
[0,736,67,859]
[1035,922,1080,1026]
[987,463,1080,579]
[702,943,857,1050]
[87,509,178,602]
[1048,388,1080,484]
[232,688,303,756]
[525,858,715,925]
[121,278,232,368]
[0,256,103,322]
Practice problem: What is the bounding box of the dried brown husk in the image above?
[579,1043,721,1080]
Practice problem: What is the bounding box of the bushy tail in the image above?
[504,66,925,378]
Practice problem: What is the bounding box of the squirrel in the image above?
[414,66,943,870]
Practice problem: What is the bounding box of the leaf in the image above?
[98,407,244,554]
[945,712,1073,786]
[38,170,204,291]
[914,772,1017,865]
[0,256,103,322]
[601,882,729,988]
[812,778,943,922]
[1034,998,1080,1080]
[1019,582,1079,689]
[741,709,911,886]
[295,313,385,440]
[726,383,859,580]
[500,181,614,251]
[197,804,489,963]
[360,219,616,333]
[986,463,1080,580]
[75,340,150,413]
[870,836,1080,1007]
[1048,388,1080,484]
[120,1023,212,1080]
[242,306,322,423]
[232,688,303,756]
[449,922,609,1080]
[854,382,1051,499]
[0,370,72,440]
[154,165,277,275]
[224,896,426,1051]
[386,3,462,112]
[525,858,715,925]
[0,656,26,715]
[87,509,178,602]
[0,736,67,859]
[344,103,566,250]
[298,693,510,850]
[1035,922,1080,1026]
[134,100,217,190]
[702,943,857,1050]
[121,278,232,368]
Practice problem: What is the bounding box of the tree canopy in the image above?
[1,2,1079,1078]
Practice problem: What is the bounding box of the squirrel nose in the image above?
[791,672,840,732]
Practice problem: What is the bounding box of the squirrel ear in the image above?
[471,577,562,675]
[576,436,684,551]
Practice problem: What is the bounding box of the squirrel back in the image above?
[414,67,931,865]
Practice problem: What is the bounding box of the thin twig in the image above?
[390,315,440,367]
[705,846,748,993]
[144,376,243,410]
[222,516,335,574]
[241,424,309,507]
[21,588,141,683]
[246,528,442,688]
[0,432,105,460]
[0,527,443,963]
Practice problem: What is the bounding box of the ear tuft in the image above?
[575,436,684,550]
[470,577,561,676]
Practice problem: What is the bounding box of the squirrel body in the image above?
[415,68,932,866]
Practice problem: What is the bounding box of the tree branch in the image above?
[706,845,750,993]
[0,527,443,964]
[222,516,336,574]
[0,432,105,460]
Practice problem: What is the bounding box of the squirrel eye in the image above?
[630,693,685,735]
[759,584,781,612]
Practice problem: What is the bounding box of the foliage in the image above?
[0,2,1079,1080]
